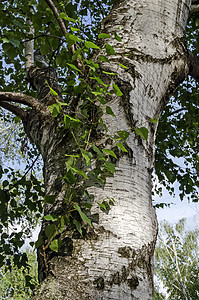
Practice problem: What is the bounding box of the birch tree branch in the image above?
[188,51,199,82]
[44,0,78,62]
[0,101,27,120]
[25,6,35,72]
[0,92,49,114]
[191,4,199,12]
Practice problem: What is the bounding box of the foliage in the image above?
[155,16,199,203]
[0,248,38,299]
[154,219,199,299]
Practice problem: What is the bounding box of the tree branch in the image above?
[25,6,35,72]
[0,92,49,114]
[191,4,199,12]
[188,51,199,82]
[44,0,79,64]
[0,101,27,120]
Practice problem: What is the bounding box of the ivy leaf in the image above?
[117,130,129,141]
[118,63,128,69]
[99,55,110,63]
[45,224,56,239]
[58,13,76,23]
[44,215,57,221]
[49,87,58,96]
[10,39,20,48]
[116,142,128,152]
[113,83,123,96]
[114,32,122,42]
[106,106,116,117]
[105,44,115,55]
[44,195,56,204]
[35,236,43,249]
[49,239,62,252]
[70,166,88,179]
[73,219,82,235]
[98,33,110,39]
[104,162,116,173]
[73,204,92,227]
[134,127,149,141]
[80,148,92,166]
[102,149,117,159]
[48,103,61,117]
[102,71,117,76]
[67,63,82,73]
[150,117,159,123]
[85,41,100,49]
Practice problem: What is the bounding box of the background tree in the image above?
[155,219,199,299]
[0,0,199,299]
[0,248,38,300]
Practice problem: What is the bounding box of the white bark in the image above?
[30,0,191,299]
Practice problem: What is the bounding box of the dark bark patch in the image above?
[58,237,73,256]
[127,275,139,290]
[93,277,105,290]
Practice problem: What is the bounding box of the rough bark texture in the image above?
[26,0,191,299]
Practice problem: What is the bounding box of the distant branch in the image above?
[25,6,34,72]
[167,108,188,117]
[0,101,27,120]
[191,4,199,13]
[188,51,199,82]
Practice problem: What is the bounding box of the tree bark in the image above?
[12,0,191,299]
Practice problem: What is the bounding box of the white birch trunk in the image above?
[31,0,191,299]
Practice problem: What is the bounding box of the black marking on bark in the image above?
[127,276,139,290]
[93,277,105,290]
[58,237,73,256]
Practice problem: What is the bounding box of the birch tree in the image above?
[0,0,199,299]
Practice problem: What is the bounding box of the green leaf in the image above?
[134,127,149,141]
[49,87,58,96]
[44,195,56,204]
[73,204,92,227]
[10,39,20,48]
[69,34,82,42]
[49,239,62,252]
[102,149,117,159]
[85,41,100,49]
[98,33,110,39]
[99,55,110,63]
[35,236,43,249]
[150,117,159,123]
[114,32,122,42]
[60,217,65,233]
[2,38,10,43]
[73,219,82,235]
[45,224,56,239]
[44,215,57,221]
[71,27,80,32]
[116,142,128,152]
[67,63,82,73]
[102,71,117,76]
[58,13,76,23]
[48,103,61,117]
[113,83,123,96]
[118,63,128,69]
[80,148,92,165]
[70,167,88,179]
[117,130,129,141]
[104,162,116,173]
[105,44,115,55]
[106,106,116,117]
